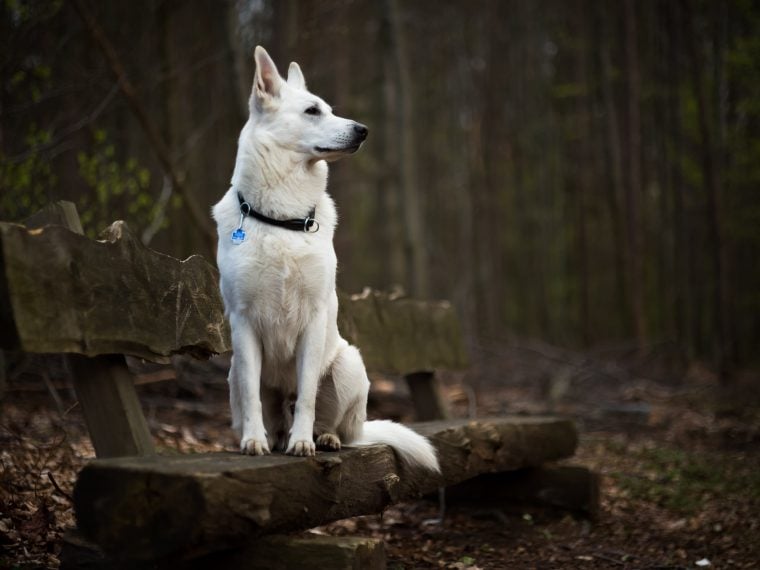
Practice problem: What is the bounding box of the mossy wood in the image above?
[0,217,466,375]
[60,531,386,570]
[337,289,468,374]
[0,220,229,362]
[74,416,577,560]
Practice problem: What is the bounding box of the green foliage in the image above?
[76,130,158,238]
[0,125,57,221]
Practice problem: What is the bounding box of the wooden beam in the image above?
[23,200,84,234]
[73,416,577,561]
[405,371,449,421]
[337,289,469,375]
[0,220,230,361]
[61,530,386,570]
[69,354,155,458]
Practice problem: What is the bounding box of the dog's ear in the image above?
[253,46,282,103]
[286,62,306,90]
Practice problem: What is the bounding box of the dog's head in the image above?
[248,46,368,162]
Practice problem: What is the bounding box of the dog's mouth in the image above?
[314,144,361,154]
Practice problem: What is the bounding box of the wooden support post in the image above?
[405,371,449,421]
[68,355,154,458]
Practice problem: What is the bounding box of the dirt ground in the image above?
[1,344,759,569]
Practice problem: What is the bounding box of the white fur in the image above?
[212,47,439,472]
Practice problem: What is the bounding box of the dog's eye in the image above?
[304,105,321,116]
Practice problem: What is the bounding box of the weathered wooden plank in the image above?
[190,535,386,570]
[0,220,230,362]
[405,371,450,421]
[17,202,155,458]
[1,218,466,374]
[69,354,155,458]
[23,200,85,234]
[74,416,577,560]
[337,289,469,374]
[61,530,386,570]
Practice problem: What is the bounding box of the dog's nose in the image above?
[353,123,368,141]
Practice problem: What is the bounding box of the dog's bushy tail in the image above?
[353,420,440,473]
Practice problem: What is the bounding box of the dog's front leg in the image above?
[287,308,328,456]
[230,312,270,455]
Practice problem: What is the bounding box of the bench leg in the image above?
[69,354,155,458]
[404,371,449,421]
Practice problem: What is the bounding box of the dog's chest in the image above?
[223,229,335,355]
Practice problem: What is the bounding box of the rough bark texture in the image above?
[0,219,466,374]
[0,220,229,362]
[337,289,469,374]
[68,354,156,458]
[74,416,577,560]
[61,531,386,570]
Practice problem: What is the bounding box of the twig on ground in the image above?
[47,472,73,504]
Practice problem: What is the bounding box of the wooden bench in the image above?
[0,202,592,568]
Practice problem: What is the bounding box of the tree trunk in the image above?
[682,0,731,378]
[386,0,428,298]
[623,0,647,351]
[599,5,629,338]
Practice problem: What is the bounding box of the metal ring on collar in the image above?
[305,218,320,233]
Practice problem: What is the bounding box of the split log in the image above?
[74,416,577,561]
[187,535,386,570]
[0,220,229,362]
[337,288,468,375]
[0,219,465,375]
[61,530,386,570]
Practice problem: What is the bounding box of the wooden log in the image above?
[337,288,469,375]
[405,371,449,421]
[14,202,155,458]
[0,220,230,362]
[74,416,577,561]
[188,535,386,570]
[1,218,465,375]
[442,465,601,520]
[61,530,386,570]
[23,200,84,234]
[69,354,155,458]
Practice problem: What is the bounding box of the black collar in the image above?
[237,192,319,233]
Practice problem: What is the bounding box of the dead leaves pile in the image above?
[0,403,91,568]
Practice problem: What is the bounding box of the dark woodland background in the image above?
[2,0,759,375]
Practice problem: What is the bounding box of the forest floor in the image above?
[1,344,759,569]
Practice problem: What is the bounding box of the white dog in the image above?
[212,46,439,472]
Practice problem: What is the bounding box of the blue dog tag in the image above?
[231,228,246,245]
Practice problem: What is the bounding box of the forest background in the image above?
[2,0,759,376]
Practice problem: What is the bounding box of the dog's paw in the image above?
[286,439,316,456]
[316,433,341,451]
[240,438,271,455]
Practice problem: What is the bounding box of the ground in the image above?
[1,345,759,569]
